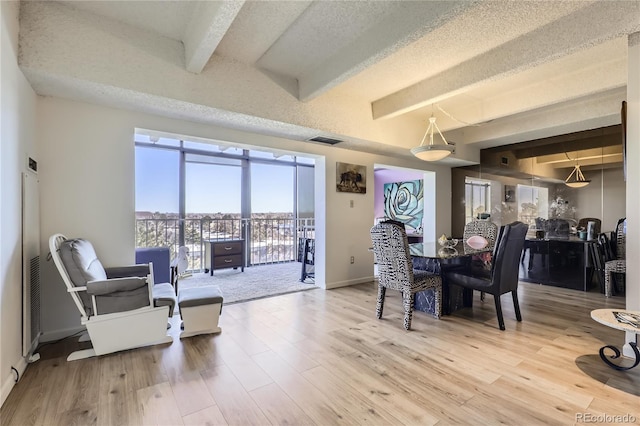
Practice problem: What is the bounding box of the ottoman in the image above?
[178,286,223,338]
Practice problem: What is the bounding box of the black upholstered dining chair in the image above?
[578,217,601,236]
[370,221,442,330]
[444,221,528,330]
[590,233,612,293]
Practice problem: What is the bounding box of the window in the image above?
[251,163,293,215]
[135,133,315,268]
[465,178,491,223]
[517,184,548,226]
[184,140,244,155]
[135,146,180,250]
[185,160,241,215]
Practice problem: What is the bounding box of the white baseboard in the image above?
[39,325,86,343]
[1,356,27,408]
[325,276,376,289]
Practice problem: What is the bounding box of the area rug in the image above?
[177,261,317,304]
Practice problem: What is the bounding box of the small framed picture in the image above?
[504,185,515,203]
[336,162,366,194]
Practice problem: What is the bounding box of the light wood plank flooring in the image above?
[2,282,639,425]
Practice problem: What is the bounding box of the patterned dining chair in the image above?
[463,220,499,251]
[604,218,626,297]
[370,221,442,330]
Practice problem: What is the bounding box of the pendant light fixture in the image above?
[410,112,454,162]
[564,152,590,188]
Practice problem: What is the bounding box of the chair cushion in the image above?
[446,271,493,291]
[87,277,148,295]
[59,238,107,287]
[153,283,177,318]
[413,269,441,287]
[179,286,224,308]
[605,259,626,273]
[105,264,150,279]
[94,285,150,315]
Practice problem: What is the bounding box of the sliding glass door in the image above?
[185,154,243,270]
[250,162,295,264]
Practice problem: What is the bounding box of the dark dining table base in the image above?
[412,257,473,316]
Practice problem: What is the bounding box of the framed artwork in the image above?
[383,179,424,230]
[504,185,515,203]
[336,162,366,193]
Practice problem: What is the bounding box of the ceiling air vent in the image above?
[307,136,342,145]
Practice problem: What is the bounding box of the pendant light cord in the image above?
[436,104,484,127]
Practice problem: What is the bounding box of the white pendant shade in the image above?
[411,145,455,161]
[565,181,590,188]
[565,164,590,188]
[411,116,454,162]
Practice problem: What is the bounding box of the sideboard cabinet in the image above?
[519,237,595,291]
[204,239,245,275]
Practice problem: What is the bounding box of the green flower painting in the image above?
[383,180,424,230]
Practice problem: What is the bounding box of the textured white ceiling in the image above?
[215,1,312,65]
[256,0,403,77]
[17,0,640,165]
[59,0,197,41]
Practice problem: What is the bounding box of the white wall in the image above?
[0,1,39,406]
[574,168,626,232]
[37,96,453,338]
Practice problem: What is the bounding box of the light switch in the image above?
[350,200,354,208]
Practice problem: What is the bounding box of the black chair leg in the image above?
[493,294,505,330]
[512,290,522,322]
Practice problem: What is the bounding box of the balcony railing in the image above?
[135,217,315,271]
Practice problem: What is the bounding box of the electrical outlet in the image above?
[349,200,354,208]
[350,256,355,264]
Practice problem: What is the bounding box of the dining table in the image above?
[409,240,492,316]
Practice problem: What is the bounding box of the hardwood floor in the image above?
[2,282,638,425]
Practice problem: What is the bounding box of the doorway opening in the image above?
[134,131,317,303]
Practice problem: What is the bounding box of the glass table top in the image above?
[409,241,491,259]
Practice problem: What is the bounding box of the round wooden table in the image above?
[590,309,640,371]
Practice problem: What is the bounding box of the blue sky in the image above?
[135,147,295,214]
